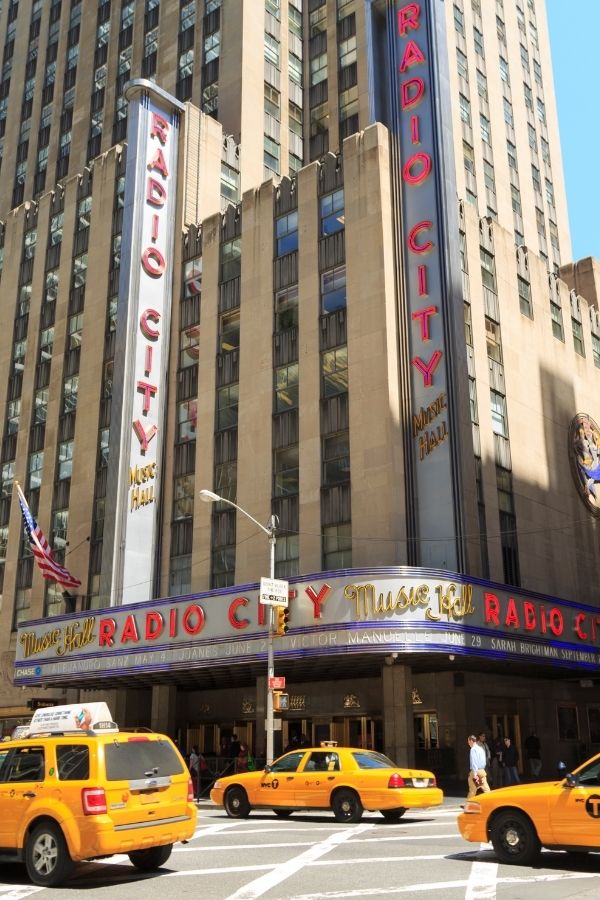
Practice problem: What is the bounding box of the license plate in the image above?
[412,779,428,788]
[140,791,159,804]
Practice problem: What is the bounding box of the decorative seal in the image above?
[569,413,600,516]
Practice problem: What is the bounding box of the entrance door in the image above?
[485,711,522,783]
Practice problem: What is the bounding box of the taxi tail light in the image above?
[430,775,437,787]
[82,787,107,816]
[388,773,406,788]
[188,778,194,802]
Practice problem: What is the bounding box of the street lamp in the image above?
[199,489,278,764]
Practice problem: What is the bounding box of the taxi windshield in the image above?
[573,757,600,786]
[104,739,183,780]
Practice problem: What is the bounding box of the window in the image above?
[264,32,280,66]
[503,98,513,126]
[214,460,237,503]
[58,441,74,480]
[45,270,59,302]
[180,324,199,368]
[310,101,328,137]
[321,265,346,313]
[468,377,478,422]
[177,399,197,442]
[264,135,280,174]
[480,247,496,292]
[63,375,79,413]
[507,141,517,171]
[541,137,550,164]
[572,318,585,357]
[29,451,44,490]
[456,48,468,80]
[220,238,241,281]
[528,122,536,149]
[499,57,509,84]
[274,446,299,496]
[310,4,327,37]
[72,254,88,289]
[473,27,484,56]
[476,69,487,99]
[169,555,191,596]
[459,94,471,126]
[264,83,280,119]
[274,363,299,412]
[13,340,27,374]
[511,186,522,216]
[1,461,15,497]
[483,160,495,192]
[533,59,542,86]
[322,346,348,397]
[480,114,490,143]
[545,178,555,206]
[550,301,564,341]
[310,52,327,86]
[216,383,239,430]
[320,189,344,236]
[68,313,83,349]
[536,98,546,124]
[219,310,240,353]
[24,228,37,259]
[557,706,579,741]
[518,277,532,318]
[485,317,502,363]
[523,82,533,109]
[7,398,20,434]
[173,474,195,519]
[275,284,298,331]
[453,4,464,34]
[490,391,507,437]
[339,85,358,127]
[289,52,302,85]
[520,44,529,69]
[338,36,356,70]
[34,389,49,424]
[323,522,352,569]
[463,142,475,174]
[275,211,298,256]
[184,257,202,299]
[592,333,600,368]
[535,207,545,237]
[323,431,350,484]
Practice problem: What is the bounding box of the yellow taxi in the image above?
[0,702,197,887]
[210,743,443,823]
[458,752,600,865]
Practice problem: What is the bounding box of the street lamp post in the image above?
[199,489,278,764]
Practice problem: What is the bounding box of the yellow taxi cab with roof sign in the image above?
[211,741,443,823]
[458,751,600,864]
[0,702,196,887]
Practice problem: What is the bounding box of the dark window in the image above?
[57,744,90,780]
[104,739,183,780]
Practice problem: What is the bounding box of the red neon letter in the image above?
[99,618,116,647]
[140,308,161,340]
[137,381,158,414]
[549,608,563,637]
[121,614,140,644]
[229,597,250,630]
[183,604,205,635]
[407,220,433,254]
[504,598,520,629]
[575,612,587,641]
[411,350,442,387]
[147,147,169,179]
[401,76,425,111]
[403,152,432,186]
[305,584,331,619]
[146,177,166,208]
[399,39,426,73]
[133,420,158,452]
[142,247,166,278]
[151,112,169,145]
[485,592,500,625]
[523,601,537,631]
[418,264,428,295]
[412,305,438,341]
[397,3,421,36]
[145,612,164,640]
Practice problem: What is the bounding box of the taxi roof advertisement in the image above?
[13,567,600,684]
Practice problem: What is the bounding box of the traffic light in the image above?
[275,605,290,636]
[273,691,289,711]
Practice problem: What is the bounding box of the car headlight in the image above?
[213,780,222,789]
[463,801,481,814]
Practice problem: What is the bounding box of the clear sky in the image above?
[546,0,600,262]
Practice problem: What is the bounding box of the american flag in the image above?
[16,483,81,590]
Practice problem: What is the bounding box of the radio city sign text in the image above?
[397,2,449,460]
[17,576,600,661]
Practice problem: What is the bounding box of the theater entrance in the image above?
[282,716,382,752]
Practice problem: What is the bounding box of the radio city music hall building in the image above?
[0,0,599,779]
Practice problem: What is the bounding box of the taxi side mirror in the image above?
[263,765,272,774]
[564,773,578,787]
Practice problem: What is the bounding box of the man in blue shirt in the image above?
[467,734,491,799]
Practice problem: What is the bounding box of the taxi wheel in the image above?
[25,821,74,888]
[490,810,541,865]
[128,844,173,870]
[381,808,407,821]
[274,809,293,818]
[224,786,251,818]
[332,789,364,823]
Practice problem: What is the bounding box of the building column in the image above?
[382,663,414,767]
[151,685,177,736]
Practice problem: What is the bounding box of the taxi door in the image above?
[550,778,600,848]
[0,746,47,848]
[255,751,305,808]
[294,750,340,809]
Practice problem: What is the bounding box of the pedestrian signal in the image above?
[275,605,290,636]
[273,691,289,711]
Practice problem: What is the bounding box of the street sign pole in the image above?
[266,520,276,765]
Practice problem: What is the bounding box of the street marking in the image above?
[222,823,374,899]
[465,844,498,899]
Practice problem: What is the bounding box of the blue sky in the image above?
[546,0,600,262]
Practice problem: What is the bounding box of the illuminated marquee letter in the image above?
[401,77,425,111]
[397,3,421,37]
[133,420,158,452]
[411,350,442,387]
[146,177,167,207]
[399,39,426,73]
[403,152,432,186]
[407,220,433,253]
[140,308,161,340]
[141,247,166,278]
[411,305,438,341]
[147,147,169,178]
[150,112,169,145]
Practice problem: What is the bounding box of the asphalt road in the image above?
[1,796,600,899]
